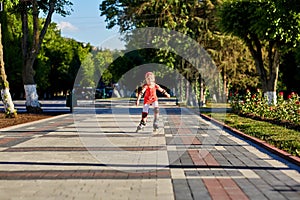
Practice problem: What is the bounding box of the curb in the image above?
[200,113,300,166]
[0,113,71,131]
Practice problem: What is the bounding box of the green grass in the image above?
[205,102,231,108]
[203,112,300,157]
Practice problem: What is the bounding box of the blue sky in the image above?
[52,0,125,49]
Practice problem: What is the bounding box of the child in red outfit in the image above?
[136,72,170,131]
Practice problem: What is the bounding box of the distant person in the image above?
[113,83,121,98]
[136,72,170,132]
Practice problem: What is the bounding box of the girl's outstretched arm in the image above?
[157,85,170,98]
[136,86,147,106]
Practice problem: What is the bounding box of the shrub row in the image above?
[230,90,300,126]
[227,90,300,156]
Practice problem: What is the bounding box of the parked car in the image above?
[95,87,113,99]
[73,86,94,100]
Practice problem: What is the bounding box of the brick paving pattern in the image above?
[0,99,299,200]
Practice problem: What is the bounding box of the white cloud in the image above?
[56,21,78,32]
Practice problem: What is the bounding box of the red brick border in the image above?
[0,169,171,180]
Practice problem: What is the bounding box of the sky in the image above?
[52,0,125,50]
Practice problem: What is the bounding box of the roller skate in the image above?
[153,120,159,132]
[136,120,146,132]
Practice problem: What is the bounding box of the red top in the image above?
[142,84,160,104]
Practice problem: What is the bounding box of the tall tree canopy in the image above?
[40,24,91,97]
[217,0,300,104]
[100,0,258,102]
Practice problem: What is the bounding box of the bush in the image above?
[230,90,300,126]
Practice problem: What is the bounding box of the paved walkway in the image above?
[0,99,299,200]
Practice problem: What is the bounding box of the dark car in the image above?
[95,87,113,99]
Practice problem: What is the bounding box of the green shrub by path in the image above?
[230,90,300,126]
[206,112,300,157]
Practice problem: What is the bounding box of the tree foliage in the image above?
[100,0,258,102]
[40,24,91,96]
[4,0,73,112]
[217,0,300,101]
[1,0,298,108]
[2,1,91,99]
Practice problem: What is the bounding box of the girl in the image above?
[136,72,170,132]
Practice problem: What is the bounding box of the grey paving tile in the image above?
[234,178,268,200]
[172,179,193,200]
[187,179,211,200]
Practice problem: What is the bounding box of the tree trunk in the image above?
[22,57,41,112]
[223,67,228,102]
[185,79,189,105]
[179,74,184,103]
[245,38,279,105]
[24,84,41,112]
[200,78,206,107]
[264,42,280,105]
[20,0,55,113]
[0,24,17,118]
[262,78,278,105]
[1,88,16,118]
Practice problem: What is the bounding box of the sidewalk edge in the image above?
[200,113,300,166]
[0,113,71,131]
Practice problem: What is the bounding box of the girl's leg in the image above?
[137,104,149,131]
[153,101,159,128]
[140,104,150,126]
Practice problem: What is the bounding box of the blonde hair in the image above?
[145,72,155,85]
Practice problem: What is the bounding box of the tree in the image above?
[40,24,91,97]
[192,0,258,100]
[0,2,17,117]
[17,0,72,112]
[100,0,258,103]
[2,1,23,99]
[0,23,16,118]
[217,0,300,104]
[79,52,95,88]
[93,49,114,86]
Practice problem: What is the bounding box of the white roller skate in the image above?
[153,120,159,132]
[136,120,146,132]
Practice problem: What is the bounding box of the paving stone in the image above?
[0,100,299,200]
[172,179,194,200]
[187,179,211,200]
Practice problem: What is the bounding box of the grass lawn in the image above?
[201,104,300,157]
